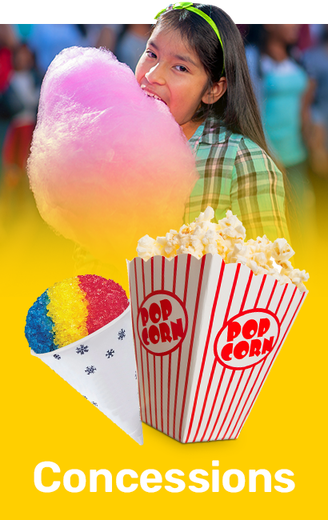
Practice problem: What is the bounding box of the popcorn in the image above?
[130,208,308,444]
[137,207,309,292]
[136,235,162,262]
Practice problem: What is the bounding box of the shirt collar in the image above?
[188,114,228,146]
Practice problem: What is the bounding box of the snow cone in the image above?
[25,275,143,445]
[128,208,308,443]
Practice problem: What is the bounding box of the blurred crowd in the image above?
[1,23,328,254]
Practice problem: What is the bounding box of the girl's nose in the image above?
[145,63,165,85]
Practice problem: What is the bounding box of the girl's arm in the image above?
[230,137,290,243]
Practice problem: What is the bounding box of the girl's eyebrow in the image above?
[148,39,198,67]
[173,53,197,67]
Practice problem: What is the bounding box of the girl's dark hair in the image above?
[154,3,270,156]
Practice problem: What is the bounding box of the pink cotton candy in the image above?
[27,46,198,266]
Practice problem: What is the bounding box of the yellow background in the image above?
[1,189,325,519]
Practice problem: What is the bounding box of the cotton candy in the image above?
[27,46,198,266]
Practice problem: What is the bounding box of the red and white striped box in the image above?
[128,254,307,443]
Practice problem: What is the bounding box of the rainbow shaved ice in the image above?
[25,275,129,353]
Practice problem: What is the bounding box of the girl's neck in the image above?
[181,119,203,140]
[265,38,288,62]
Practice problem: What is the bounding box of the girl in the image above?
[135,3,290,243]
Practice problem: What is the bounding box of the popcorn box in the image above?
[128,254,307,443]
[31,306,143,445]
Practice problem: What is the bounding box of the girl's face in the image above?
[135,25,222,135]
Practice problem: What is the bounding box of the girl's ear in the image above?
[202,77,227,105]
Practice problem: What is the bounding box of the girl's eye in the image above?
[146,50,157,59]
[175,65,189,73]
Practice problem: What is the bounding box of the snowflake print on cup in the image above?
[76,344,89,355]
[118,329,126,340]
[53,353,61,360]
[106,349,115,359]
[85,365,97,375]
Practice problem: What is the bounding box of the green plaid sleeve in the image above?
[184,125,290,242]
[231,137,290,241]
[184,136,234,224]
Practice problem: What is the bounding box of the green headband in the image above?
[155,2,225,73]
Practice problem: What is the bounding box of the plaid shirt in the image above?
[184,116,290,242]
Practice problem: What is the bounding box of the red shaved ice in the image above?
[78,274,129,334]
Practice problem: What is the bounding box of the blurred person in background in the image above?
[114,24,151,71]
[245,24,316,260]
[25,24,87,78]
[0,41,41,230]
[93,24,151,71]
[87,24,123,52]
[12,24,34,43]
[309,24,326,46]
[0,25,20,176]
[303,25,328,240]
[0,24,21,236]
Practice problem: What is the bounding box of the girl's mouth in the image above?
[141,86,167,105]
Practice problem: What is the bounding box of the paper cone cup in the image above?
[31,305,143,445]
[128,254,307,444]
